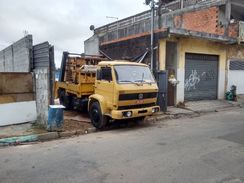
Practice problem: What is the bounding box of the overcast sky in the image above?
[0,0,148,67]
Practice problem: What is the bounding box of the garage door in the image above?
[185,53,218,101]
[228,60,244,94]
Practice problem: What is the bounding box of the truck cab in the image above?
[88,61,160,129]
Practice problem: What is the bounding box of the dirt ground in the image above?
[63,111,92,132]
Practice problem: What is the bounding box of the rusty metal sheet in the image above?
[0,93,34,104]
[0,73,34,94]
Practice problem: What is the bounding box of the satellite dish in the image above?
[89,25,95,31]
[145,0,151,5]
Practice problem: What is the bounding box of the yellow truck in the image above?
[55,52,160,129]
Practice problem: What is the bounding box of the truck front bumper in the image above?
[111,106,160,120]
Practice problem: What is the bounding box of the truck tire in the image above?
[89,101,108,129]
[59,90,72,110]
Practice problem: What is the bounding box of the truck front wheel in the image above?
[89,102,108,129]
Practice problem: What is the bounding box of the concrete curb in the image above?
[0,135,39,147]
[38,132,59,141]
[0,127,97,147]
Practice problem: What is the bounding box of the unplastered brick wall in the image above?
[174,6,225,35]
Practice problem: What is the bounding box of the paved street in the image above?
[1,107,244,183]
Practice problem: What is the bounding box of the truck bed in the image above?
[55,81,95,98]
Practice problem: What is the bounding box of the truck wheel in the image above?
[59,90,72,110]
[89,102,108,129]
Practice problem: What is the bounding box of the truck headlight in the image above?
[152,108,159,113]
[123,111,132,117]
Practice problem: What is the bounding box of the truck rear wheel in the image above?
[89,101,108,129]
[59,90,72,110]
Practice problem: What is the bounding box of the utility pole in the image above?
[145,0,156,72]
[180,0,184,9]
[150,0,155,72]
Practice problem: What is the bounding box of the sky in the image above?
[0,0,149,67]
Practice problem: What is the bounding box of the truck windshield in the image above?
[114,65,155,84]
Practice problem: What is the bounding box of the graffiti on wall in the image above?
[185,70,201,91]
[201,70,215,81]
[185,69,216,91]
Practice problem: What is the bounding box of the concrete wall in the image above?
[0,72,36,126]
[84,35,99,55]
[0,36,55,127]
[33,42,55,126]
[93,2,238,47]
[34,68,49,126]
[0,101,37,126]
[0,35,33,72]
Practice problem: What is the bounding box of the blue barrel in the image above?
[47,105,65,131]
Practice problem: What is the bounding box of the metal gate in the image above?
[185,53,218,101]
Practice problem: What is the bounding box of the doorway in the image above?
[166,41,177,106]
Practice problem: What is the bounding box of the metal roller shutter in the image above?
[185,53,218,101]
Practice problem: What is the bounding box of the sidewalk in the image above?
[147,97,244,122]
[184,96,244,113]
[0,110,95,147]
[0,123,47,139]
[1,98,243,147]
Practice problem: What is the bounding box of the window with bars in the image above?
[229,61,244,70]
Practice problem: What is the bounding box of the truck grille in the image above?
[117,103,155,110]
[119,92,157,101]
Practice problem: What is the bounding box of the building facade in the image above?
[85,0,244,105]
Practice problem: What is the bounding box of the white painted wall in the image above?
[176,68,185,102]
[0,101,37,126]
[218,70,226,99]
[228,70,244,94]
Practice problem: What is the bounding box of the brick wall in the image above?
[174,7,225,35]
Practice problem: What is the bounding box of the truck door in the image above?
[95,67,114,109]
